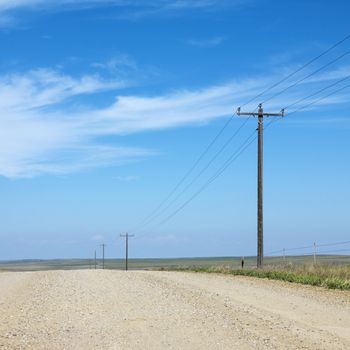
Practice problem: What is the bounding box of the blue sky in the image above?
[0,0,349,260]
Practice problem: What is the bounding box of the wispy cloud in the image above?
[186,36,226,48]
[0,63,349,178]
[91,54,143,82]
[0,0,225,11]
[0,0,245,26]
[92,54,138,73]
[113,175,139,181]
[0,68,126,111]
[0,68,150,178]
[90,234,104,242]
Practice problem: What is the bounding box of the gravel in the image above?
[0,270,349,349]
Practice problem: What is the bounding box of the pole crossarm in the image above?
[236,104,285,117]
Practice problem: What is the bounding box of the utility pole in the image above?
[120,233,134,271]
[101,244,106,269]
[94,250,97,269]
[313,242,317,265]
[237,104,284,268]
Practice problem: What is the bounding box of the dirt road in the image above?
[0,270,349,349]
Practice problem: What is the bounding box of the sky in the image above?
[0,0,349,260]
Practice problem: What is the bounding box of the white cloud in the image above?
[113,175,139,181]
[0,64,349,178]
[0,68,149,178]
[0,0,41,11]
[91,234,104,242]
[0,0,238,12]
[186,36,226,48]
[92,54,137,72]
[0,0,245,26]
[0,68,126,111]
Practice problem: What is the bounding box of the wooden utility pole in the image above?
[313,242,317,265]
[120,233,134,271]
[237,104,284,268]
[101,244,106,269]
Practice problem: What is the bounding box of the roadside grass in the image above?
[162,264,350,291]
[1,255,350,291]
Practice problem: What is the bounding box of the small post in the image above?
[120,233,135,271]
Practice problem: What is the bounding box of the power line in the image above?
[292,248,350,257]
[266,245,314,255]
[129,114,237,232]
[136,116,279,239]
[317,248,350,254]
[284,74,350,111]
[241,33,350,108]
[266,240,350,256]
[146,35,350,230]
[136,127,262,237]
[262,49,350,105]
[132,117,252,234]
[265,249,284,255]
[130,34,350,234]
[318,240,350,247]
[288,81,350,116]
[132,34,350,242]
[263,75,350,146]
[156,132,257,227]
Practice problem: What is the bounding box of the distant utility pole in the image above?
[101,244,106,269]
[94,250,97,269]
[237,104,284,268]
[313,242,317,265]
[120,233,134,271]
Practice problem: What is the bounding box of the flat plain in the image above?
[1,255,349,272]
[0,270,349,349]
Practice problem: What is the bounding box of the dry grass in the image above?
[165,264,350,290]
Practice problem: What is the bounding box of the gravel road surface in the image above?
[0,270,349,349]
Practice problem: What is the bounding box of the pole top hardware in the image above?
[237,104,284,118]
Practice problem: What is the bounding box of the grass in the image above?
[1,257,350,291]
[0,257,247,272]
[163,264,350,291]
